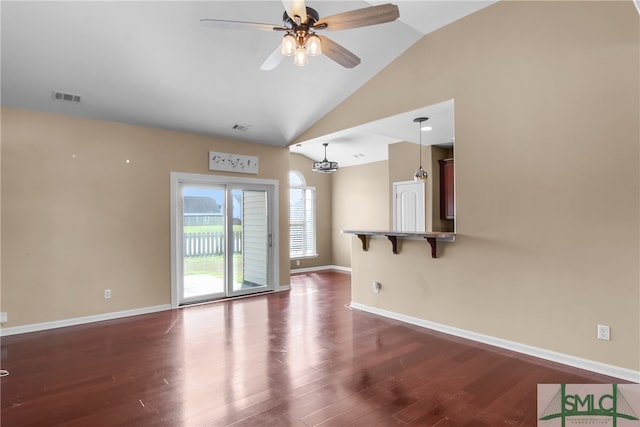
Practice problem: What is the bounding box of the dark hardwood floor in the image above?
[1,271,622,426]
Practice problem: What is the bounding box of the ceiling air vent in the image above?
[232,123,250,132]
[52,91,81,103]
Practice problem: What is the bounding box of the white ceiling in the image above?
[290,98,454,167]
[1,1,495,166]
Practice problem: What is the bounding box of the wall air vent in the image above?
[52,91,81,103]
[232,123,250,132]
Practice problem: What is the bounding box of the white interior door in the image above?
[393,181,425,232]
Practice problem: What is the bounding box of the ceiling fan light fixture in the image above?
[281,33,296,56]
[306,34,321,56]
[294,46,308,66]
[201,3,400,70]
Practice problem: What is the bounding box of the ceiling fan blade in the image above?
[318,35,360,68]
[315,4,399,31]
[260,44,284,71]
[200,19,286,32]
[282,0,307,23]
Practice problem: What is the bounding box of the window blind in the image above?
[289,187,315,257]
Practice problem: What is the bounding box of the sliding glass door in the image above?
[229,188,269,294]
[171,173,277,306]
[181,185,227,303]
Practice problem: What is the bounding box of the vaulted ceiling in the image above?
[1,1,495,165]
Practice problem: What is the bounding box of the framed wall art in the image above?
[209,151,259,174]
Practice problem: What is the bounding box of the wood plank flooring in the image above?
[0,271,623,426]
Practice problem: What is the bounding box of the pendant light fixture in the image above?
[312,143,339,173]
[413,117,429,181]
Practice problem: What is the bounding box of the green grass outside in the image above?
[183,254,244,283]
[182,225,245,282]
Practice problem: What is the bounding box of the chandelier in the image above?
[312,143,338,173]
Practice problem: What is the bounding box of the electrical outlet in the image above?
[0,312,7,323]
[597,324,610,341]
[104,289,112,299]
[296,260,300,266]
[373,281,381,294]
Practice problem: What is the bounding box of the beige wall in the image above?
[1,108,290,327]
[289,153,332,269]
[298,1,640,372]
[331,161,389,268]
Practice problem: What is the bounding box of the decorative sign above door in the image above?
[209,151,259,174]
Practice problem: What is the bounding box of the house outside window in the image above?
[289,171,317,259]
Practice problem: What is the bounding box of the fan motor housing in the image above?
[282,6,319,28]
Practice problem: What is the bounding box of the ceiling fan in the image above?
[200,1,400,70]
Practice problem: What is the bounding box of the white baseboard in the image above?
[0,304,172,337]
[291,264,352,274]
[349,302,640,383]
[1,285,293,337]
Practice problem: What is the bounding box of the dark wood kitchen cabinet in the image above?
[439,158,455,220]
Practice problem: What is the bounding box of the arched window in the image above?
[289,170,304,187]
[289,171,316,259]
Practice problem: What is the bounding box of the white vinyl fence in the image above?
[183,231,242,256]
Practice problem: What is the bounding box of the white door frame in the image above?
[170,172,279,308]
